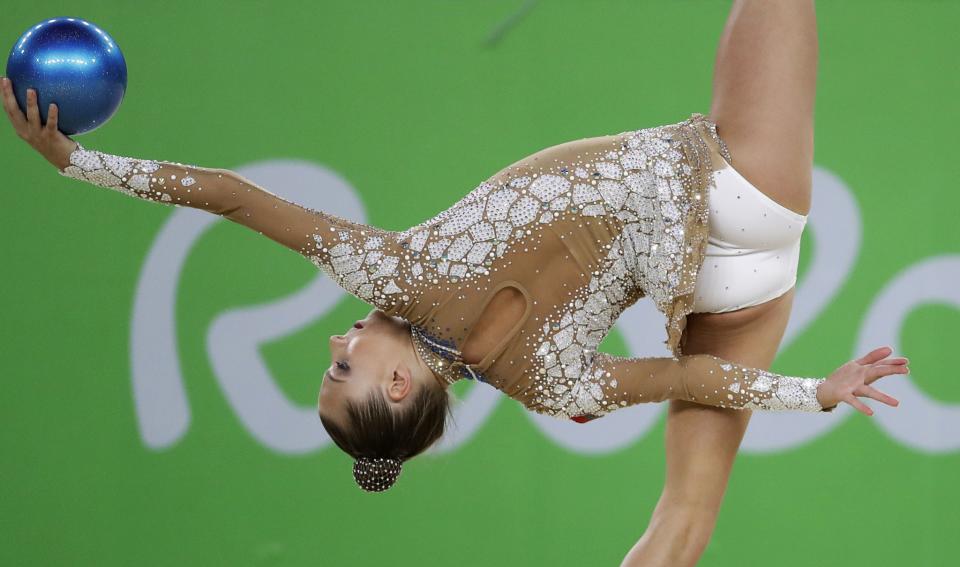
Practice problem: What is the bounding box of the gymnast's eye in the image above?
[335,360,350,373]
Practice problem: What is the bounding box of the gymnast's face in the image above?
[317,309,423,424]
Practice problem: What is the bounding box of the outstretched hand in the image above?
[1,76,78,171]
[817,346,910,415]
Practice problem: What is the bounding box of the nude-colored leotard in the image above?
[57,112,837,422]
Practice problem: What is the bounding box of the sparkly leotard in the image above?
[57,112,838,422]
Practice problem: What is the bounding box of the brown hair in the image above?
[320,381,453,488]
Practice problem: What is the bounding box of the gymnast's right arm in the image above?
[57,142,421,310]
[2,78,415,314]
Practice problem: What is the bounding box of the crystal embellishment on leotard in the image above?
[409,324,483,386]
[58,142,162,198]
[740,369,824,412]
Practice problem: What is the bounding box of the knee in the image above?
[621,504,720,567]
[650,502,720,555]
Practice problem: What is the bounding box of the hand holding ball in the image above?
[5,16,127,135]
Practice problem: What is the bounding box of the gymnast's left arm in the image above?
[585,351,839,413]
[554,347,908,420]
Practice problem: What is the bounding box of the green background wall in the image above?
[1,1,956,565]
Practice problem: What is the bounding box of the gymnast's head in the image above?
[317,308,453,492]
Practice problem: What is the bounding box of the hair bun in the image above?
[353,457,403,492]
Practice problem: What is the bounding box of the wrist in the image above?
[49,139,79,172]
[816,380,838,412]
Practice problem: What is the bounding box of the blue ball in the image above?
[5,16,127,135]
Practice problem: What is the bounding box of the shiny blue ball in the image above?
[5,16,127,135]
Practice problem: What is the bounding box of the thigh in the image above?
[708,0,818,217]
[660,287,798,513]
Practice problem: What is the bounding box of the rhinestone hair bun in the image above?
[353,457,403,492]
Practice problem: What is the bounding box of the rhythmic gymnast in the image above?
[2,1,909,565]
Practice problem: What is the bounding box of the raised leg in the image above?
[708,0,819,217]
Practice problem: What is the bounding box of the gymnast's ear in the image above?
[386,365,414,403]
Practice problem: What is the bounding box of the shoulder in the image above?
[493,132,629,180]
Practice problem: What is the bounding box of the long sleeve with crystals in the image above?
[519,350,839,420]
[55,142,420,315]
